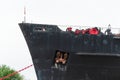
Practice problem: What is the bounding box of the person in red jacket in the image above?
[89,27,99,35]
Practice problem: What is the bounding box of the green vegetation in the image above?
[0,65,24,80]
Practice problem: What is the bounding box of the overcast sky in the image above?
[0,0,120,80]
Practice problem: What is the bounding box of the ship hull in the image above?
[19,23,120,80]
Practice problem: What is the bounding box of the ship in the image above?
[19,23,120,80]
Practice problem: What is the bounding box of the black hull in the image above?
[19,23,120,80]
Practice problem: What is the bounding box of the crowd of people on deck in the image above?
[66,27,112,35]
